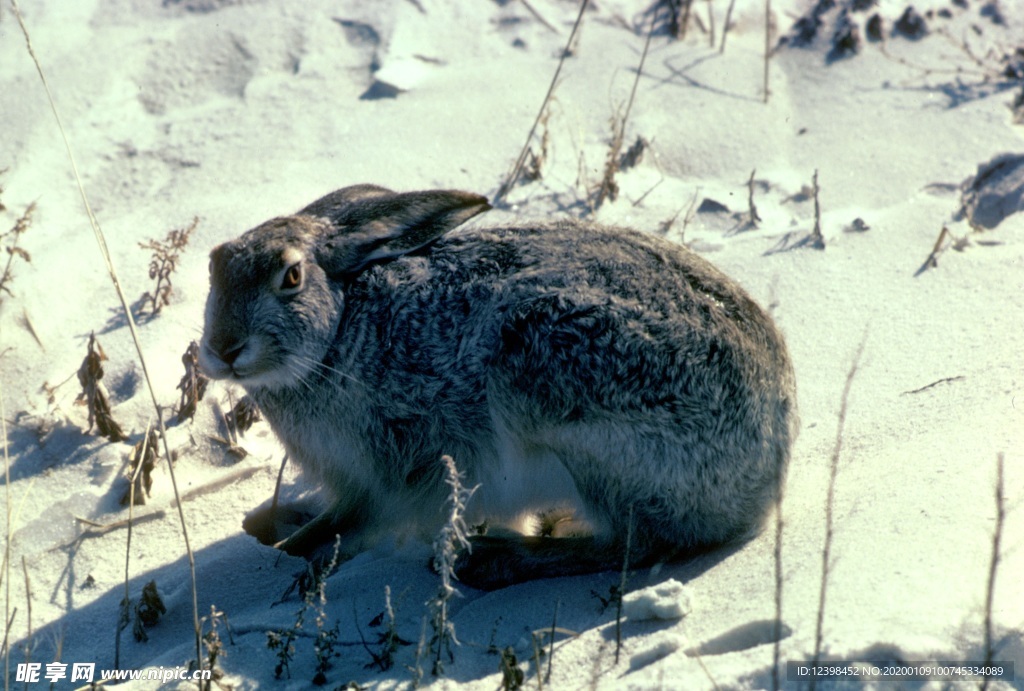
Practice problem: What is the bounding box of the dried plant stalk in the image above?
[138,217,198,315]
[121,428,159,506]
[429,455,478,676]
[176,340,209,424]
[76,333,126,442]
[0,183,35,305]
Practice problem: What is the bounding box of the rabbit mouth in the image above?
[198,337,297,390]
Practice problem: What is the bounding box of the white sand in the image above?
[0,0,1021,688]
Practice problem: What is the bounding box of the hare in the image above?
[199,184,797,590]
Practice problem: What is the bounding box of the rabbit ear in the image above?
[307,186,491,277]
[299,184,396,219]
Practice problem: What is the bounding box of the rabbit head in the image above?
[199,184,490,389]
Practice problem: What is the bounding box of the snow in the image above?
[622,580,693,622]
[0,0,1021,689]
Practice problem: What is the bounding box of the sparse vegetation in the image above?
[137,217,198,316]
[267,537,342,683]
[10,4,205,672]
[5,2,1021,689]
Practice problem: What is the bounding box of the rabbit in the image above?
[198,184,797,590]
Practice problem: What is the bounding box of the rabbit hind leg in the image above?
[453,534,621,590]
[453,531,696,591]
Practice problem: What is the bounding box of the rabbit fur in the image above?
[199,184,797,590]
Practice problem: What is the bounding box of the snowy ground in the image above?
[0,0,1022,689]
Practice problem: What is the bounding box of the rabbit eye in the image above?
[280,263,302,291]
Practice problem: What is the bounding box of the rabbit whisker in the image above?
[296,355,361,387]
[287,359,316,395]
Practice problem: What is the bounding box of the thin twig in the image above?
[116,421,150,669]
[9,1,204,672]
[0,202,34,302]
[747,169,761,227]
[546,599,559,684]
[2,355,12,691]
[1,608,16,671]
[595,6,658,209]
[520,0,559,34]
[69,512,167,545]
[20,557,30,676]
[772,500,783,691]
[809,333,868,690]
[531,634,544,691]
[980,453,1005,691]
[763,0,771,103]
[495,0,590,205]
[720,0,737,52]
[809,169,824,249]
[614,504,634,665]
[706,0,715,48]
[680,0,693,40]
[272,454,289,512]
[900,375,965,396]
[919,226,951,274]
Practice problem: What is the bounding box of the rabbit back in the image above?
[269,218,797,551]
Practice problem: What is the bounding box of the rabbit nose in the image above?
[218,341,246,366]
